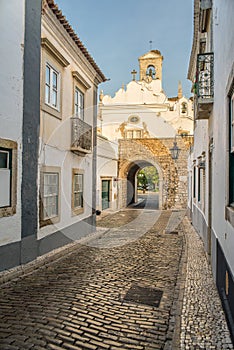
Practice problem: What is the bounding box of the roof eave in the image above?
[187,0,200,81]
[46,0,107,83]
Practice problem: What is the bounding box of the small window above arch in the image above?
[181,102,188,114]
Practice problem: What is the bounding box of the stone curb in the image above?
[0,228,109,286]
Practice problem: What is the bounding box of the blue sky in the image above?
[55,0,194,98]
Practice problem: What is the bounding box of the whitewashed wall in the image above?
[101,80,193,141]
[212,0,234,277]
[96,136,118,211]
[38,9,97,240]
[0,0,25,245]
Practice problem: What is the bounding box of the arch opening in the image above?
[146,65,156,79]
[126,160,160,210]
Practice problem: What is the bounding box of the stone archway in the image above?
[118,138,189,210]
[125,160,163,209]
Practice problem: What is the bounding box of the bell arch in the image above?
[146,65,156,79]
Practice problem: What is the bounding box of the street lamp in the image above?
[170,139,181,160]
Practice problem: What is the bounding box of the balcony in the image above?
[71,117,92,155]
[195,52,214,119]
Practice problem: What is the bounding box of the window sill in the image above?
[41,103,62,120]
[0,206,16,218]
[72,208,84,216]
[40,215,60,228]
[225,206,234,228]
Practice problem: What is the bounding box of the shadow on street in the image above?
[128,191,159,210]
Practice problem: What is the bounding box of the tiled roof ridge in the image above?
[46,0,106,82]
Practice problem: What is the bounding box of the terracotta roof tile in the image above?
[46,0,107,82]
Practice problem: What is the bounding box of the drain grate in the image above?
[123,285,163,307]
[165,230,178,235]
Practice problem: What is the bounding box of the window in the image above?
[202,164,206,212]
[0,149,11,208]
[40,168,60,227]
[42,172,59,220]
[125,130,142,139]
[198,167,201,202]
[72,170,84,214]
[199,38,206,54]
[128,115,140,124]
[75,87,84,120]
[193,163,196,198]
[197,159,206,211]
[181,102,188,114]
[229,87,234,207]
[45,63,60,109]
[230,92,234,152]
[0,139,17,217]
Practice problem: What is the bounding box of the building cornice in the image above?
[41,37,70,67]
[72,71,91,90]
[100,103,170,112]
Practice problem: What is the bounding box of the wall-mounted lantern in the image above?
[170,140,181,160]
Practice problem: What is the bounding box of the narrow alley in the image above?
[1,1,234,349]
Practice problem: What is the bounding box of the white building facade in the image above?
[38,1,106,255]
[0,0,25,247]
[98,50,194,212]
[0,0,41,270]
[0,0,106,272]
[188,0,234,340]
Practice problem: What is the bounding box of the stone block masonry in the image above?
[118,138,190,209]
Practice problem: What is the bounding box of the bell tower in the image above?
[138,50,163,81]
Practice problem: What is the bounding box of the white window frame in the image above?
[125,130,142,139]
[45,63,60,110]
[72,169,84,215]
[0,149,11,208]
[74,87,84,120]
[0,139,17,217]
[40,171,61,227]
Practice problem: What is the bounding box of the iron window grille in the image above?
[196,52,214,100]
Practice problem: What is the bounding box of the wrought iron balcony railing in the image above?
[196,52,214,99]
[71,117,92,155]
[194,52,214,119]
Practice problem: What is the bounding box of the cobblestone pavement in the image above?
[0,209,185,350]
[0,210,233,350]
[180,218,234,350]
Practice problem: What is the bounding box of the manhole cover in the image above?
[123,285,163,307]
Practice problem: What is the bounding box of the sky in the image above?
[55,0,194,98]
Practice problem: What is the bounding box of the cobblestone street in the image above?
[180,219,233,350]
[0,209,233,350]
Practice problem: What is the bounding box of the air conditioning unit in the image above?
[200,0,212,10]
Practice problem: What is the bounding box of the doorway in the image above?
[126,161,160,210]
[102,179,110,210]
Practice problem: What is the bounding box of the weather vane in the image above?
[149,40,153,50]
